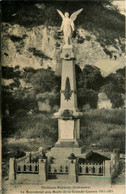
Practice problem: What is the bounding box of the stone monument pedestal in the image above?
[55,118,80,147]
[52,45,83,151]
[50,147,85,158]
[49,45,87,160]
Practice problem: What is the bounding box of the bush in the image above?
[81,108,125,153]
[77,36,85,43]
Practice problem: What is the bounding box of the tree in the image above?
[29,68,58,94]
[2,66,21,79]
[78,65,104,91]
[101,68,125,108]
[78,88,98,109]
[76,65,103,108]
[101,83,124,108]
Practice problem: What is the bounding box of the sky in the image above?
[94,1,125,76]
[112,0,125,15]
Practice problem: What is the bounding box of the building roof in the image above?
[79,152,109,163]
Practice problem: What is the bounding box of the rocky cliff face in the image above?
[1,1,125,96]
[2,24,58,71]
[2,21,125,74]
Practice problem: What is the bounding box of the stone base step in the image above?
[53,160,69,165]
[55,141,79,148]
[50,146,86,157]
[46,147,93,162]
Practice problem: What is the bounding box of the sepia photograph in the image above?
[1,0,125,193]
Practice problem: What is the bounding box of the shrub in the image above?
[77,36,85,43]
[81,108,125,153]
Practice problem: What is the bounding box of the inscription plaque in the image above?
[59,120,74,139]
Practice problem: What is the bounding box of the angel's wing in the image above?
[70,8,83,22]
[57,9,65,20]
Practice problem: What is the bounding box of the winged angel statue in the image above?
[57,9,83,45]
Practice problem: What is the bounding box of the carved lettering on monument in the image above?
[59,120,74,139]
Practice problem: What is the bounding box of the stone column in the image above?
[60,45,77,112]
[110,149,120,176]
[68,154,77,182]
[26,152,31,162]
[39,147,43,152]
[9,158,16,182]
[115,149,120,175]
[110,152,116,166]
[104,160,111,184]
[53,45,83,148]
[39,158,47,182]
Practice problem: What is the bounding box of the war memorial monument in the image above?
[9,9,120,185]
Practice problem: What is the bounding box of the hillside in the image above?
[1,1,125,114]
[2,1,125,71]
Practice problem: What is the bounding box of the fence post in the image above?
[68,153,77,182]
[39,147,43,152]
[26,152,30,162]
[39,158,47,182]
[9,158,16,182]
[104,160,111,184]
[76,158,79,182]
[111,149,120,176]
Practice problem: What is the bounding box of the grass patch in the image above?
[83,108,124,125]
[80,108,125,152]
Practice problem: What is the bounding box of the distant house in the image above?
[36,93,52,112]
[38,99,51,112]
[97,93,112,109]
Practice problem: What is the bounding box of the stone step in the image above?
[56,141,78,147]
[53,161,69,165]
[50,147,83,157]
[52,158,69,163]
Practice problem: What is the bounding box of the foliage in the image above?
[2,66,21,79]
[28,48,52,60]
[76,65,104,108]
[83,108,124,125]
[28,67,60,94]
[79,65,104,91]
[2,66,61,116]
[78,88,98,109]
[2,65,124,117]
[100,68,125,108]
[104,85,124,108]
[80,108,125,153]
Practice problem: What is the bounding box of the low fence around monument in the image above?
[9,149,120,184]
[17,148,43,163]
[17,162,39,174]
[9,147,47,183]
[78,162,104,176]
[9,159,117,184]
[48,163,69,180]
[9,158,47,183]
[49,164,69,174]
